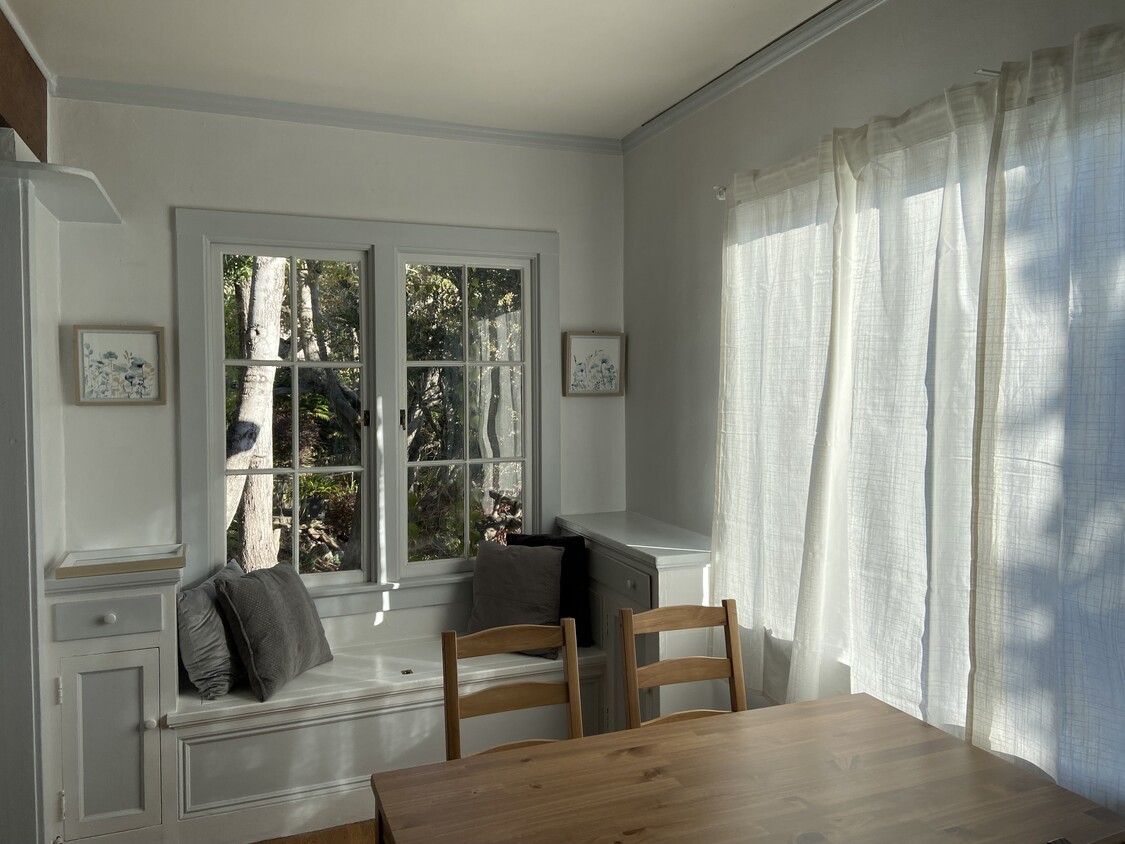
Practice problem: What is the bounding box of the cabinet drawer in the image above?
[589,549,652,608]
[54,594,163,641]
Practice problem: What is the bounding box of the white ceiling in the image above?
[6,0,836,140]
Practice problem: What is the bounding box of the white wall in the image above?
[46,100,625,565]
[623,0,1125,536]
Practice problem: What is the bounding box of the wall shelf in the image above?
[53,544,185,580]
[0,160,120,223]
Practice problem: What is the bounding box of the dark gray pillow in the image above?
[468,541,563,657]
[177,560,245,699]
[215,564,333,702]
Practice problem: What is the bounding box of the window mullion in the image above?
[463,265,472,558]
[289,255,300,571]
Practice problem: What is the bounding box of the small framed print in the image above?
[74,325,166,405]
[563,331,625,397]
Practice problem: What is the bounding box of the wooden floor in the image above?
[253,820,376,844]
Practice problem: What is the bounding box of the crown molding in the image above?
[48,0,886,158]
[622,0,888,153]
[50,76,623,156]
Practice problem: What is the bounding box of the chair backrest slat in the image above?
[456,624,564,658]
[636,656,733,689]
[629,604,728,635]
[460,681,569,719]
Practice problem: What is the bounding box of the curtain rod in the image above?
[712,67,1004,200]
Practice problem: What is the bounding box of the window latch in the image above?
[399,409,406,431]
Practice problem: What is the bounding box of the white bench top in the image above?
[167,637,606,728]
[557,511,711,568]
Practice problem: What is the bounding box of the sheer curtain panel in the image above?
[713,25,1125,810]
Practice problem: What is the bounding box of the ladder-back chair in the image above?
[620,598,747,729]
[441,618,583,760]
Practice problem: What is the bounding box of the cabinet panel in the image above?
[61,648,161,839]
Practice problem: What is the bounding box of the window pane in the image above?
[295,259,360,362]
[468,267,522,362]
[226,365,291,468]
[406,264,463,361]
[407,366,464,461]
[226,474,292,570]
[469,462,523,552]
[298,367,361,467]
[408,465,465,561]
[298,472,361,573]
[223,254,290,361]
[468,365,522,459]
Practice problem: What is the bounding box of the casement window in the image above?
[176,210,560,598]
[221,251,366,577]
[402,259,531,565]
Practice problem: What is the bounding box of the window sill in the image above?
[309,571,473,618]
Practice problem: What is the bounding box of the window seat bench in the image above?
[168,636,606,727]
[162,636,607,844]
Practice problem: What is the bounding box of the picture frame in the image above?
[74,325,167,405]
[563,331,626,397]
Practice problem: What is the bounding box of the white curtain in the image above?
[714,25,1125,810]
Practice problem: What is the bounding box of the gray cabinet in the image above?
[557,511,712,732]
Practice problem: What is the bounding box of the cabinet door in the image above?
[60,648,161,839]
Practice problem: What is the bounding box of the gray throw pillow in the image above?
[215,564,333,702]
[177,560,245,699]
[467,541,564,657]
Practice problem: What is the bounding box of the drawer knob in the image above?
[143,719,158,731]
[101,612,118,625]
[625,579,636,590]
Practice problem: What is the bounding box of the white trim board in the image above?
[0,177,42,844]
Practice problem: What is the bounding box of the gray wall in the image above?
[622,0,1125,536]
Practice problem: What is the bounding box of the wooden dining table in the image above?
[369,693,1125,843]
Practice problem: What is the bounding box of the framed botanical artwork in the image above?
[563,331,626,397]
[74,325,167,405]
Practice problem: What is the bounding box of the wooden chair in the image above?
[620,598,747,729]
[441,618,583,760]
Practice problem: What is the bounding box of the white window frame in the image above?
[175,209,560,600]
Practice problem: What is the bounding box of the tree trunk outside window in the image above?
[225,255,286,569]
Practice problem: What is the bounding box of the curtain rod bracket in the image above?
[714,185,727,201]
